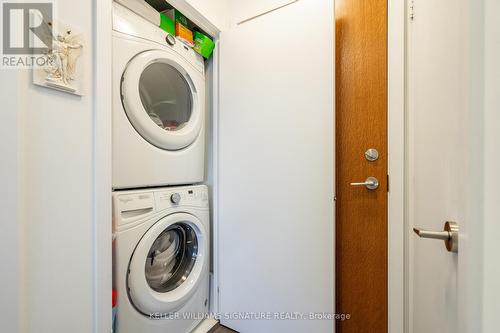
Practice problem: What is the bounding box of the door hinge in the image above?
[387,174,390,192]
[409,0,415,21]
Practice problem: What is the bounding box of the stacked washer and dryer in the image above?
[112,2,210,333]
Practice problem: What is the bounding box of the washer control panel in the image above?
[155,185,208,211]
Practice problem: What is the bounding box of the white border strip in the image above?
[92,0,112,332]
[388,0,406,332]
[212,38,221,315]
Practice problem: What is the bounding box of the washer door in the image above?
[128,213,206,315]
[121,50,202,151]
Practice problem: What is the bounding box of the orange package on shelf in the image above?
[175,22,194,46]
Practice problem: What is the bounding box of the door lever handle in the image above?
[412,229,450,240]
[413,221,459,253]
[350,177,379,190]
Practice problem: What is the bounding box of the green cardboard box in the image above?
[193,31,215,59]
[159,12,175,35]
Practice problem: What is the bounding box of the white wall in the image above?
[1,1,97,332]
[21,77,94,333]
[185,0,299,29]
[186,0,229,30]
[0,68,22,333]
[227,0,297,25]
[482,0,500,330]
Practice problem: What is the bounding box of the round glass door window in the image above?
[145,223,198,293]
[139,63,193,131]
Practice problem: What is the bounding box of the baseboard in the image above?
[192,318,218,333]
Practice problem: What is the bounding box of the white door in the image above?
[407,0,482,332]
[482,0,500,330]
[216,0,334,332]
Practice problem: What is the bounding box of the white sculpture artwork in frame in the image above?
[33,19,84,96]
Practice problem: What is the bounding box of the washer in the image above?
[113,185,209,333]
[113,3,206,189]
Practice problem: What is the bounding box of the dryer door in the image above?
[128,213,207,314]
[121,50,202,151]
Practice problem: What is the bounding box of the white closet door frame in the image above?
[387,0,405,332]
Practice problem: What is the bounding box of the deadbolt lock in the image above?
[365,148,379,162]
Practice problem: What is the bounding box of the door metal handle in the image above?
[413,221,459,253]
[350,177,379,190]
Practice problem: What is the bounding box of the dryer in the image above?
[113,3,206,189]
[113,185,209,333]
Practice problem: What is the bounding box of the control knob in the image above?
[170,193,181,204]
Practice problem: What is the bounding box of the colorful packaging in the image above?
[159,12,175,35]
[173,10,189,27]
[112,289,117,332]
[175,22,194,46]
[163,9,193,46]
[193,31,215,59]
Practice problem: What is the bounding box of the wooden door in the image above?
[335,0,388,331]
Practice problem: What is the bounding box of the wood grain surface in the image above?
[335,0,388,331]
